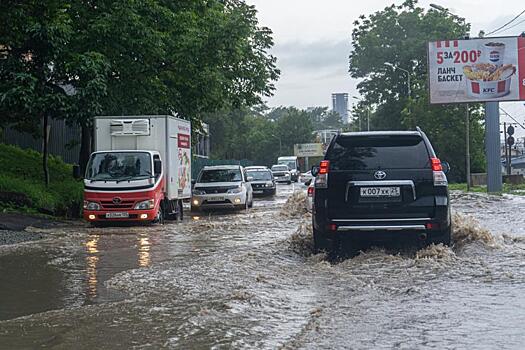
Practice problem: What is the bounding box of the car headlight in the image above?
[83,201,101,211]
[192,189,206,195]
[227,186,243,194]
[266,182,274,187]
[134,199,155,210]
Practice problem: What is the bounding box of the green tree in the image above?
[0,0,72,186]
[349,0,485,181]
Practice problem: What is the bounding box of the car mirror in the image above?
[247,176,254,182]
[311,166,320,177]
[441,161,450,174]
[154,159,162,175]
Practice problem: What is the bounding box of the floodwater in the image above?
[1,185,525,349]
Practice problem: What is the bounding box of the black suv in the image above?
[311,128,451,253]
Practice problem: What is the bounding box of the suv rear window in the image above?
[326,135,430,170]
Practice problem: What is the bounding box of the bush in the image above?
[0,143,83,217]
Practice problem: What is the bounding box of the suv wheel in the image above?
[313,227,332,253]
[431,225,452,246]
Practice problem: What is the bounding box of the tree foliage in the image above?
[0,0,279,176]
[349,0,485,181]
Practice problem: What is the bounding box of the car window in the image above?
[247,170,272,181]
[326,135,430,170]
[199,169,242,183]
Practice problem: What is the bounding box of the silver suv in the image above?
[192,165,254,211]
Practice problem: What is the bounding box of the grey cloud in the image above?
[272,39,352,73]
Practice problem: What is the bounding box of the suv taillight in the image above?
[315,160,330,188]
[307,186,314,197]
[431,157,447,186]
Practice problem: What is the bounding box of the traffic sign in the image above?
[507,136,515,146]
[507,125,515,136]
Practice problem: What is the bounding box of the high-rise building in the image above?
[331,93,349,123]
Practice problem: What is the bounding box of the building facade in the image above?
[331,93,349,124]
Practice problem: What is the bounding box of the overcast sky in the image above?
[246,0,525,135]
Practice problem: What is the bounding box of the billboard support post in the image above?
[485,102,502,193]
[466,103,471,191]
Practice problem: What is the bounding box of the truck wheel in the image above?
[153,206,164,225]
[177,199,184,221]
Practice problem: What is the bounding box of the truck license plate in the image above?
[106,212,129,218]
[360,187,400,197]
[253,190,263,194]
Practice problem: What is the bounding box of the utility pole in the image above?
[485,102,502,193]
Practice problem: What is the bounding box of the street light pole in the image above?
[353,95,370,131]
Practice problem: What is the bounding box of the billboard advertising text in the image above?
[428,37,525,104]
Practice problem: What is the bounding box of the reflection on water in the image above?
[85,235,100,299]
[138,234,151,268]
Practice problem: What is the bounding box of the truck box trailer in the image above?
[82,115,191,223]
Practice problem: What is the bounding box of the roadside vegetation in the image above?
[0,144,83,217]
[449,183,525,195]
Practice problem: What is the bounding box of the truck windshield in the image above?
[279,160,297,170]
[86,152,152,181]
[247,170,272,181]
[199,169,242,183]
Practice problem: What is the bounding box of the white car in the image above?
[306,182,314,212]
[271,164,292,184]
[191,165,253,211]
[299,171,314,185]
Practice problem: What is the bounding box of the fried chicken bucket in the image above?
[463,63,516,99]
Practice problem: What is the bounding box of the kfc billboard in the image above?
[428,36,525,104]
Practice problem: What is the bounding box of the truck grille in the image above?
[100,200,135,210]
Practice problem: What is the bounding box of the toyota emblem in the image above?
[374,171,387,180]
[112,197,122,205]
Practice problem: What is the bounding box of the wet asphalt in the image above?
[1,184,525,349]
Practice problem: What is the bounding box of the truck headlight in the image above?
[192,189,206,195]
[227,186,243,194]
[83,201,101,211]
[134,199,155,210]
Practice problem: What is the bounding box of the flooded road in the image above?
[1,185,525,349]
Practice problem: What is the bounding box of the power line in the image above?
[486,9,525,36]
[499,107,525,130]
[492,18,525,34]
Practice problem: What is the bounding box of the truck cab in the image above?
[83,150,165,222]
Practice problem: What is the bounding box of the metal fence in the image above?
[1,119,81,164]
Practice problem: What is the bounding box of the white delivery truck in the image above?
[82,115,191,223]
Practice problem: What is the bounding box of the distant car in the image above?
[306,182,314,212]
[191,165,253,211]
[271,164,292,184]
[299,171,314,185]
[246,168,276,196]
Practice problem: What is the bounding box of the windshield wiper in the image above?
[116,176,133,183]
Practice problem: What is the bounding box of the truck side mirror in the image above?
[154,159,162,176]
[311,166,320,177]
[73,164,82,179]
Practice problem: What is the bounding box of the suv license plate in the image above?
[360,187,400,197]
[208,196,225,202]
[106,212,129,218]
